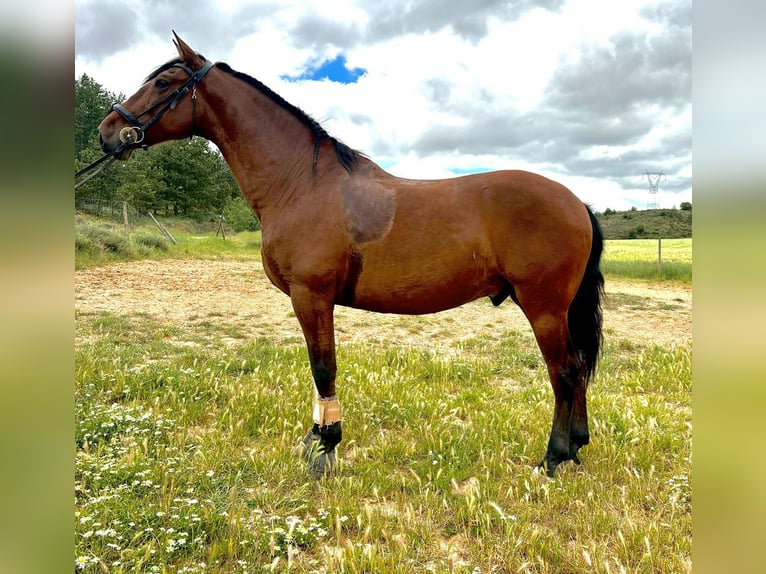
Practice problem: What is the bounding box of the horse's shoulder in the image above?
[339,179,396,243]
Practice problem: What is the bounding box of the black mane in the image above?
[215,62,359,173]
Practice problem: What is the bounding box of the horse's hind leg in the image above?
[570,378,589,464]
[521,304,583,476]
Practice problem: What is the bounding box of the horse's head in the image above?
[98,33,213,160]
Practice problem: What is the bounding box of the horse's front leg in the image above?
[290,286,342,477]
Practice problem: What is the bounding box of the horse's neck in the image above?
[202,77,319,218]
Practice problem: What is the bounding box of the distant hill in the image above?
[595,207,692,239]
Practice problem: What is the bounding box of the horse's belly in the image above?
[348,271,504,315]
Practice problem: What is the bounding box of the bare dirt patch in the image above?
[75,259,691,350]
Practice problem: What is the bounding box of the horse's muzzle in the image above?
[99,131,135,160]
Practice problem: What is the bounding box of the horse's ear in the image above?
[172,31,204,68]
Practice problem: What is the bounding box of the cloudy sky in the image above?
[74,0,691,211]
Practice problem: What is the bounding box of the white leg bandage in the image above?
[313,395,342,426]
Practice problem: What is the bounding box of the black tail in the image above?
[568,205,605,383]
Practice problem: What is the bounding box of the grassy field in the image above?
[74,319,691,573]
[75,217,692,573]
[75,215,262,269]
[602,238,691,282]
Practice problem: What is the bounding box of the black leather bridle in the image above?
[111,59,215,146]
[75,59,215,189]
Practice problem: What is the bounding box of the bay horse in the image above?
[97,34,604,477]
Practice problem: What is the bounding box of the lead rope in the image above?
[75,155,118,189]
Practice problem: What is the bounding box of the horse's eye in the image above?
[155,78,170,91]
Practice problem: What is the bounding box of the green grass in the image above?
[75,311,691,573]
[75,215,262,269]
[602,238,692,283]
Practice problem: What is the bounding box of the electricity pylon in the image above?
[643,170,666,209]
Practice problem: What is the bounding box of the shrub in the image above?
[75,222,134,257]
[133,231,170,252]
[222,196,261,232]
[75,218,173,266]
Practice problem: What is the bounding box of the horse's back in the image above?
[387,169,593,269]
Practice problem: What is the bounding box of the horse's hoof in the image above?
[532,464,553,481]
[308,450,336,478]
[295,430,336,478]
[294,430,320,458]
[539,456,563,478]
[569,441,586,465]
[539,461,557,478]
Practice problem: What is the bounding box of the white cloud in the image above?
[230,28,312,82]
[74,0,692,212]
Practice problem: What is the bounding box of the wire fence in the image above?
[75,197,148,223]
[75,197,231,241]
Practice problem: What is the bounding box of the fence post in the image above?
[148,211,177,244]
[658,237,662,278]
[123,202,129,238]
[215,214,226,240]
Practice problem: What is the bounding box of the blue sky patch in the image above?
[283,54,366,84]
[449,167,492,176]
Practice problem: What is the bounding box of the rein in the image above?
[75,59,215,189]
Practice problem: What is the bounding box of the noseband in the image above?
[75,59,214,189]
[111,59,215,145]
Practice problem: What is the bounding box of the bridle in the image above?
[111,59,215,146]
[75,59,215,189]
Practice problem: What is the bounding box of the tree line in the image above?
[75,74,259,230]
